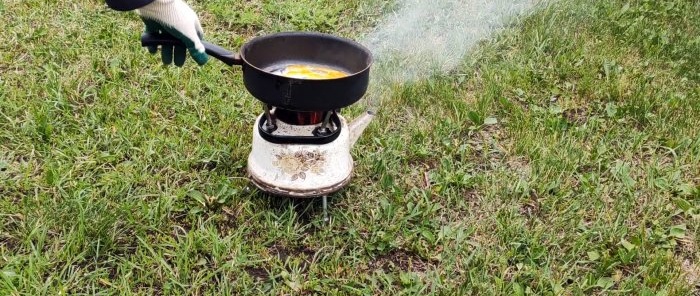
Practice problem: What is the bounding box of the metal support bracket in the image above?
[322,196,330,224]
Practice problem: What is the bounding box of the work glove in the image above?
[137,0,208,67]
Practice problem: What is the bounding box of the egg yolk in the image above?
[277,64,349,80]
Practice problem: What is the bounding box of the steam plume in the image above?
[360,0,538,109]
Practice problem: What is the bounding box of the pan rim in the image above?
[239,31,373,81]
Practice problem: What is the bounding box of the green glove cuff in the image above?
[159,25,209,66]
[139,18,209,67]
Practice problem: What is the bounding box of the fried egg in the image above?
[273,64,349,80]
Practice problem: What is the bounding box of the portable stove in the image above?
[247,106,374,220]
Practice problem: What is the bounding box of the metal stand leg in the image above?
[322,196,329,224]
[263,104,277,132]
[314,111,335,136]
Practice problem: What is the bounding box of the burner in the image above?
[274,109,325,125]
[258,107,342,145]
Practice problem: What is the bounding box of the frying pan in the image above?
[141,32,372,111]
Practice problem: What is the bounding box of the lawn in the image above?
[1,0,699,295]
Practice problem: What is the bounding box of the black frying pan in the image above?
[141,32,372,111]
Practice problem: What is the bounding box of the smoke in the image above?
[360,0,538,110]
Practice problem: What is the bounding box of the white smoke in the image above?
[360,0,538,109]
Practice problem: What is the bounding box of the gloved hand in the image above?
[137,0,208,67]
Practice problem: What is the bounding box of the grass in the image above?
[1,0,699,294]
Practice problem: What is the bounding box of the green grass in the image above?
[1,0,699,294]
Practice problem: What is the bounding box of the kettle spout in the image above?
[348,110,376,148]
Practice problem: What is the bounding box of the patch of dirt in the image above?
[243,243,318,282]
[452,188,481,212]
[472,125,506,152]
[134,284,163,296]
[263,197,323,233]
[173,175,192,187]
[268,243,316,263]
[170,213,193,234]
[0,214,22,252]
[463,188,480,200]
[215,204,251,235]
[1,153,42,199]
[576,164,597,174]
[40,229,61,253]
[519,191,542,219]
[407,158,440,173]
[244,266,270,281]
[563,107,589,124]
[111,227,139,257]
[506,157,532,179]
[443,189,500,233]
[633,141,675,168]
[369,249,434,273]
[463,123,509,172]
[680,258,700,292]
[0,235,19,253]
[191,161,217,171]
[404,158,440,190]
[675,230,700,291]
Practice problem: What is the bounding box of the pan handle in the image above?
[140,33,243,66]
